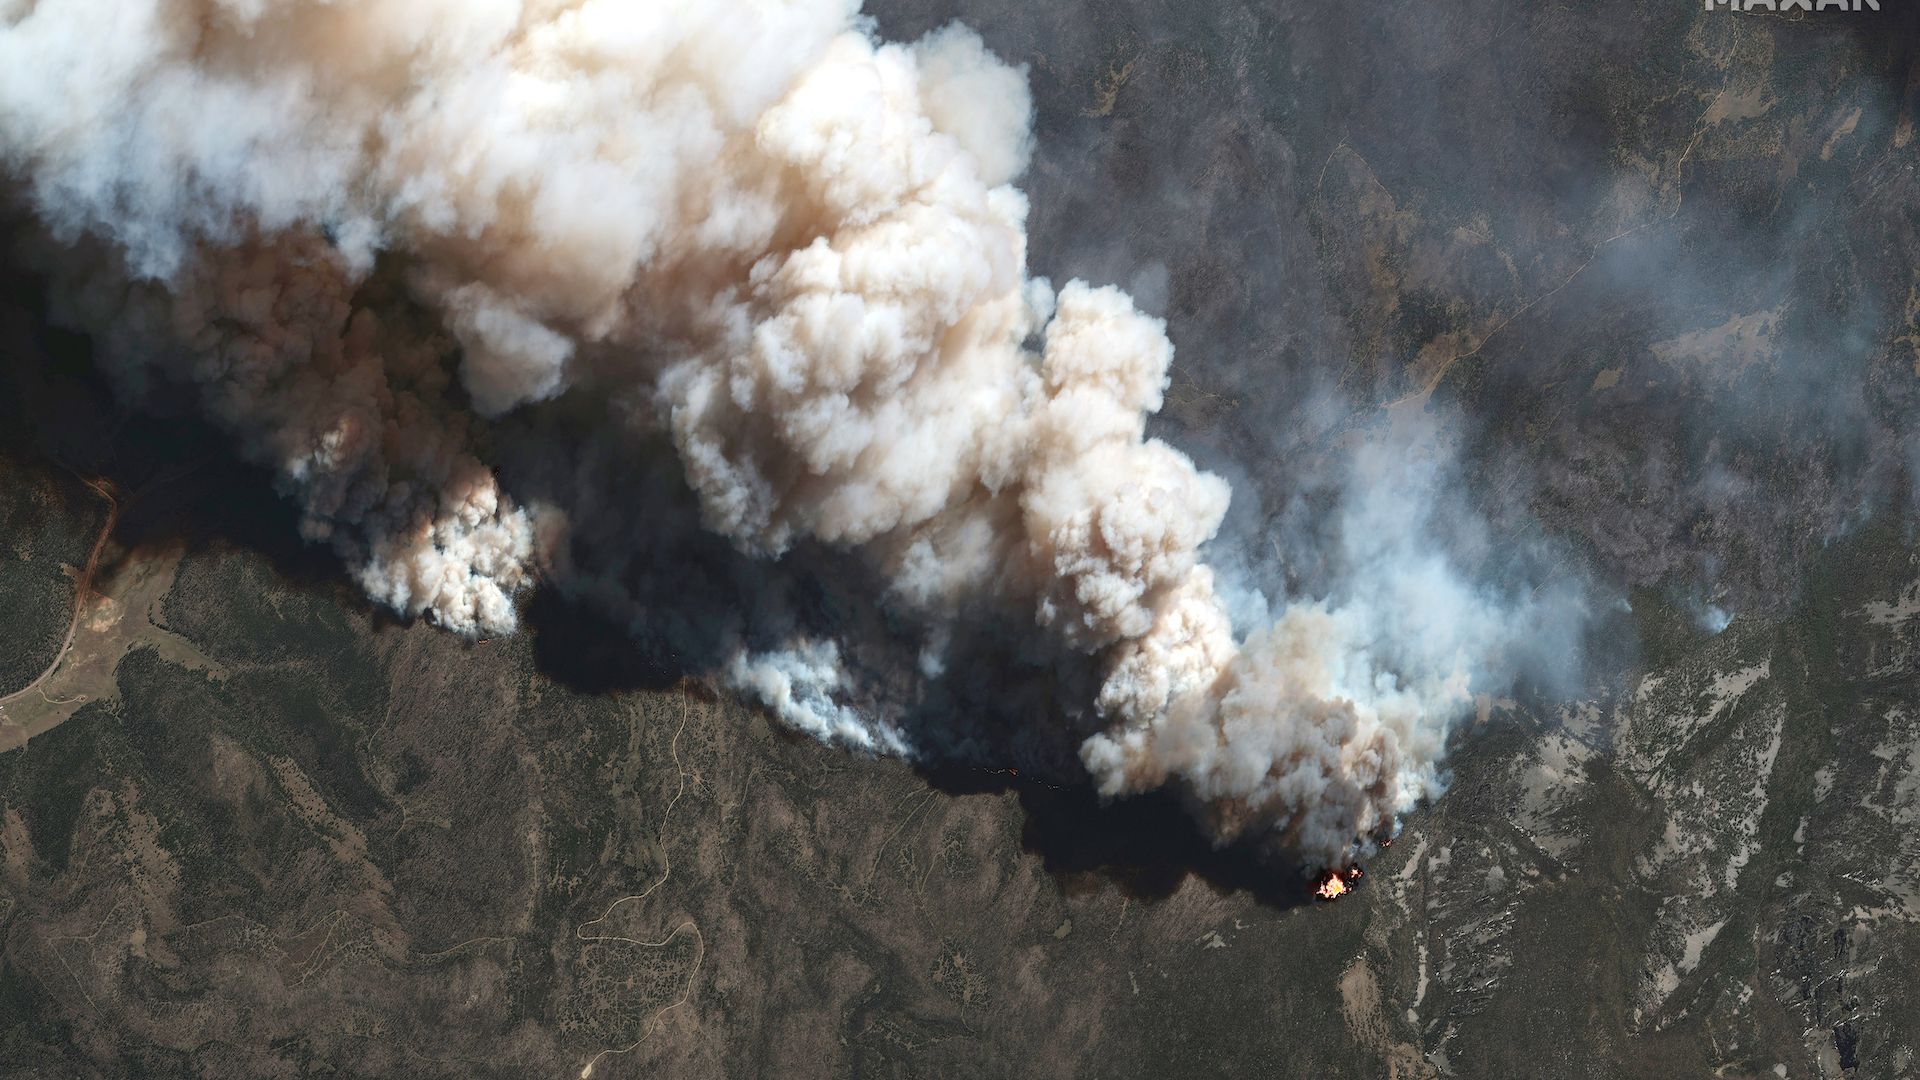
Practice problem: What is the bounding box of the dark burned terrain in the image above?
[5,2,1920,1078]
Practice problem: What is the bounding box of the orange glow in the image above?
[1314,866,1364,902]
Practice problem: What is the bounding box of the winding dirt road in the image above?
[0,473,118,713]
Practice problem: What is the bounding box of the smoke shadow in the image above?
[0,253,372,611]
[2,240,1322,911]
[505,453,1329,909]
[520,587,697,695]
[920,762,1320,909]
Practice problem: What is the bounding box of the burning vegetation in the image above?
[1314,865,1365,902]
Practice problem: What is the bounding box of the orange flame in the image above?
[1314,866,1364,902]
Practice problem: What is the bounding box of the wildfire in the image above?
[1314,865,1365,902]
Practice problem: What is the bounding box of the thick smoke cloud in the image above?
[0,0,1558,868]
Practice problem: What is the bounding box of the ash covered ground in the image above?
[3,2,1920,1078]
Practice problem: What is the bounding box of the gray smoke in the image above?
[0,0,1571,868]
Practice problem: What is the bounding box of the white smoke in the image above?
[726,638,908,754]
[0,0,1534,868]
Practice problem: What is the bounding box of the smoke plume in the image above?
[0,0,1547,868]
